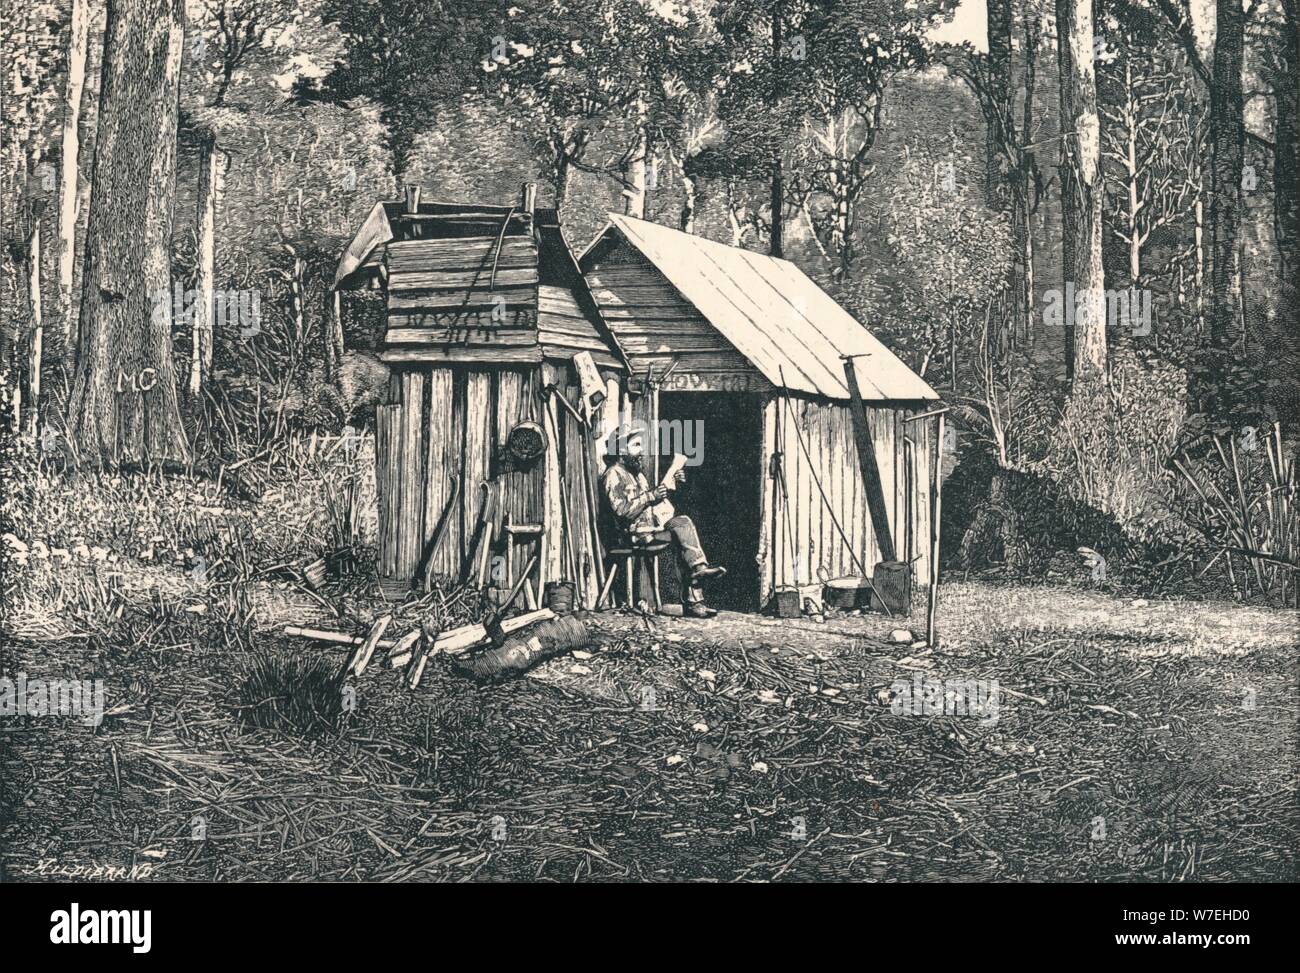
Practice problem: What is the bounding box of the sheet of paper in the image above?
[660,453,688,492]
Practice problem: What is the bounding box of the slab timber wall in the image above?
[375,362,623,603]
[757,394,937,606]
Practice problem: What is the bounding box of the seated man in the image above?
[600,422,725,618]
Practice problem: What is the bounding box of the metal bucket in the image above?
[823,577,872,610]
[772,587,801,618]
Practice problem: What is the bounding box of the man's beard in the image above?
[622,453,644,475]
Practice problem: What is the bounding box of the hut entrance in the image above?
[657,391,763,612]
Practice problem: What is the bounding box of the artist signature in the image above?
[19,857,159,881]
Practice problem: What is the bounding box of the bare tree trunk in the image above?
[726,179,749,246]
[1207,0,1244,349]
[985,0,1014,206]
[74,151,93,355]
[57,0,92,366]
[624,100,649,220]
[68,0,190,466]
[189,132,217,396]
[1021,212,1035,345]
[829,166,852,279]
[769,0,784,257]
[27,221,43,437]
[1014,13,1041,347]
[1273,0,1298,290]
[1021,15,1039,348]
[553,146,570,214]
[1122,62,1143,285]
[1056,0,1106,386]
[1194,192,1205,329]
[671,149,697,233]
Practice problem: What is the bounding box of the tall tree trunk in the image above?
[680,170,696,232]
[830,175,852,279]
[1121,59,1143,285]
[74,145,94,357]
[553,146,570,213]
[769,0,784,257]
[1007,181,1029,347]
[57,0,92,367]
[985,0,1014,206]
[189,131,217,397]
[672,149,697,233]
[1056,0,1106,386]
[1016,13,1040,347]
[1207,0,1244,349]
[27,221,43,437]
[1021,207,1035,344]
[68,0,189,466]
[1273,0,1298,290]
[1194,191,1205,329]
[624,101,649,220]
[769,159,783,257]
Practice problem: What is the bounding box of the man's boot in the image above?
[684,602,718,619]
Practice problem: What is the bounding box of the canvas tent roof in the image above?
[582,215,939,402]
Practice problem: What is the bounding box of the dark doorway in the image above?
[656,391,763,612]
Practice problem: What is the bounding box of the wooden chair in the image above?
[597,539,669,611]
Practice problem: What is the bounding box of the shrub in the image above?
[941,445,1188,591]
[1172,425,1298,605]
[1036,350,1187,526]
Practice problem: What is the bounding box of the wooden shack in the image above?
[333,187,629,605]
[579,215,943,613]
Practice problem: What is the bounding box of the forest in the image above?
[0,0,1296,883]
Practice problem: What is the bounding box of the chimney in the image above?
[519,182,536,217]
[404,184,422,214]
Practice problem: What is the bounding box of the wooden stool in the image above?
[598,541,669,611]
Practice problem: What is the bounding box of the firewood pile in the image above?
[284,586,590,689]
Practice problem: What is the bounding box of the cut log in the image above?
[406,636,435,690]
[284,626,398,650]
[384,628,421,667]
[453,614,590,682]
[341,614,392,679]
[384,607,556,668]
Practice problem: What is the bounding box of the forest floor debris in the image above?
[2,567,1295,882]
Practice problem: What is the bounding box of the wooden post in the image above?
[400,373,426,581]
[540,372,565,588]
[926,413,945,649]
[841,357,897,563]
[423,370,460,583]
[461,372,492,576]
[649,378,661,606]
[375,403,401,582]
[326,289,344,382]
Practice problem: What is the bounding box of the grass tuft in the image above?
[235,651,347,735]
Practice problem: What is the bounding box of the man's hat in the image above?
[604,419,648,457]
